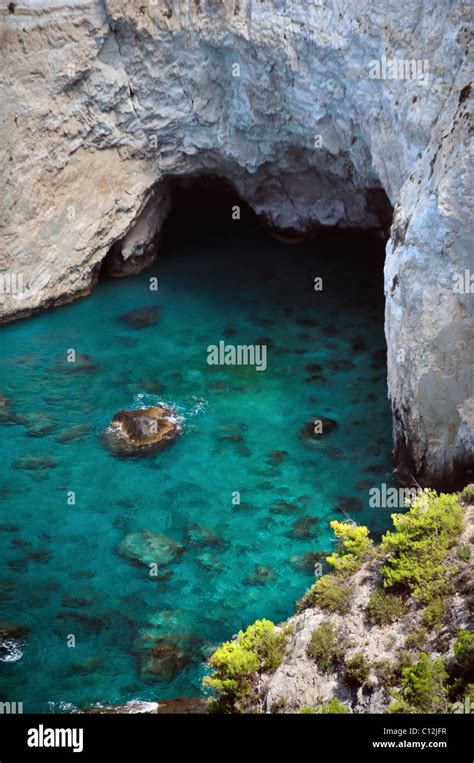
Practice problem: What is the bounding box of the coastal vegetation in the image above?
[204,488,473,713]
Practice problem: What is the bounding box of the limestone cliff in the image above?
[1,1,473,485]
[205,493,473,715]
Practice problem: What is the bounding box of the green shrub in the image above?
[315,575,351,613]
[457,544,471,562]
[299,705,315,714]
[367,589,405,625]
[375,654,414,691]
[317,698,348,714]
[344,652,370,686]
[297,574,351,614]
[389,653,449,713]
[270,697,287,713]
[421,598,446,630]
[459,483,474,504]
[204,619,287,712]
[326,521,372,575]
[453,630,474,674]
[307,620,344,672]
[381,490,464,602]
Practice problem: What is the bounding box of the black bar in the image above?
[0,712,470,761]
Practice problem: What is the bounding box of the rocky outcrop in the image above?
[102,405,181,455]
[1,1,472,485]
[213,497,474,714]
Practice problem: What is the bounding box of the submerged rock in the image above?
[132,614,201,683]
[0,399,25,426]
[288,516,320,540]
[28,549,52,564]
[120,306,160,328]
[0,620,29,641]
[13,455,58,471]
[53,353,100,374]
[118,530,185,569]
[266,450,288,466]
[270,500,299,515]
[195,552,224,573]
[318,445,346,460]
[140,379,165,394]
[70,657,104,675]
[235,444,252,457]
[24,412,58,437]
[288,551,328,573]
[304,373,328,385]
[137,639,193,682]
[334,496,363,513]
[55,423,94,444]
[61,586,98,609]
[244,564,277,586]
[184,523,225,548]
[102,405,181,456]
[300,417,338,444]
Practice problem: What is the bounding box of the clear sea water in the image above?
[0,224,395,712]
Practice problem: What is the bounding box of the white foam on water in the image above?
[0,640,24,663]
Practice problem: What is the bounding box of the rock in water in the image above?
[288,516,320,540]
[118,530,184,569]
[300,417,338,444]
[119,306,160,328]
[102,406,180,456]
[0,620,29,663]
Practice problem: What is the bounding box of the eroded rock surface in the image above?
[1,1,472,484]
[103,405,181,455]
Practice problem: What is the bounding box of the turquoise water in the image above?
[0,226,395,712]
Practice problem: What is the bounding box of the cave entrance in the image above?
[140,173,395,538]
[100,173,394,512]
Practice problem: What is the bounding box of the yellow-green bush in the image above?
[367,589,405,625]
[204,619,287,712]
[389,653,448,713]
[344,652,370,686]
[381,490,463,602]
[307,620,344,672]
[297,574,351,614]
[326,520,372,575]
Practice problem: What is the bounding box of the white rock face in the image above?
[262,505,473,714]
[1,0,472,485]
